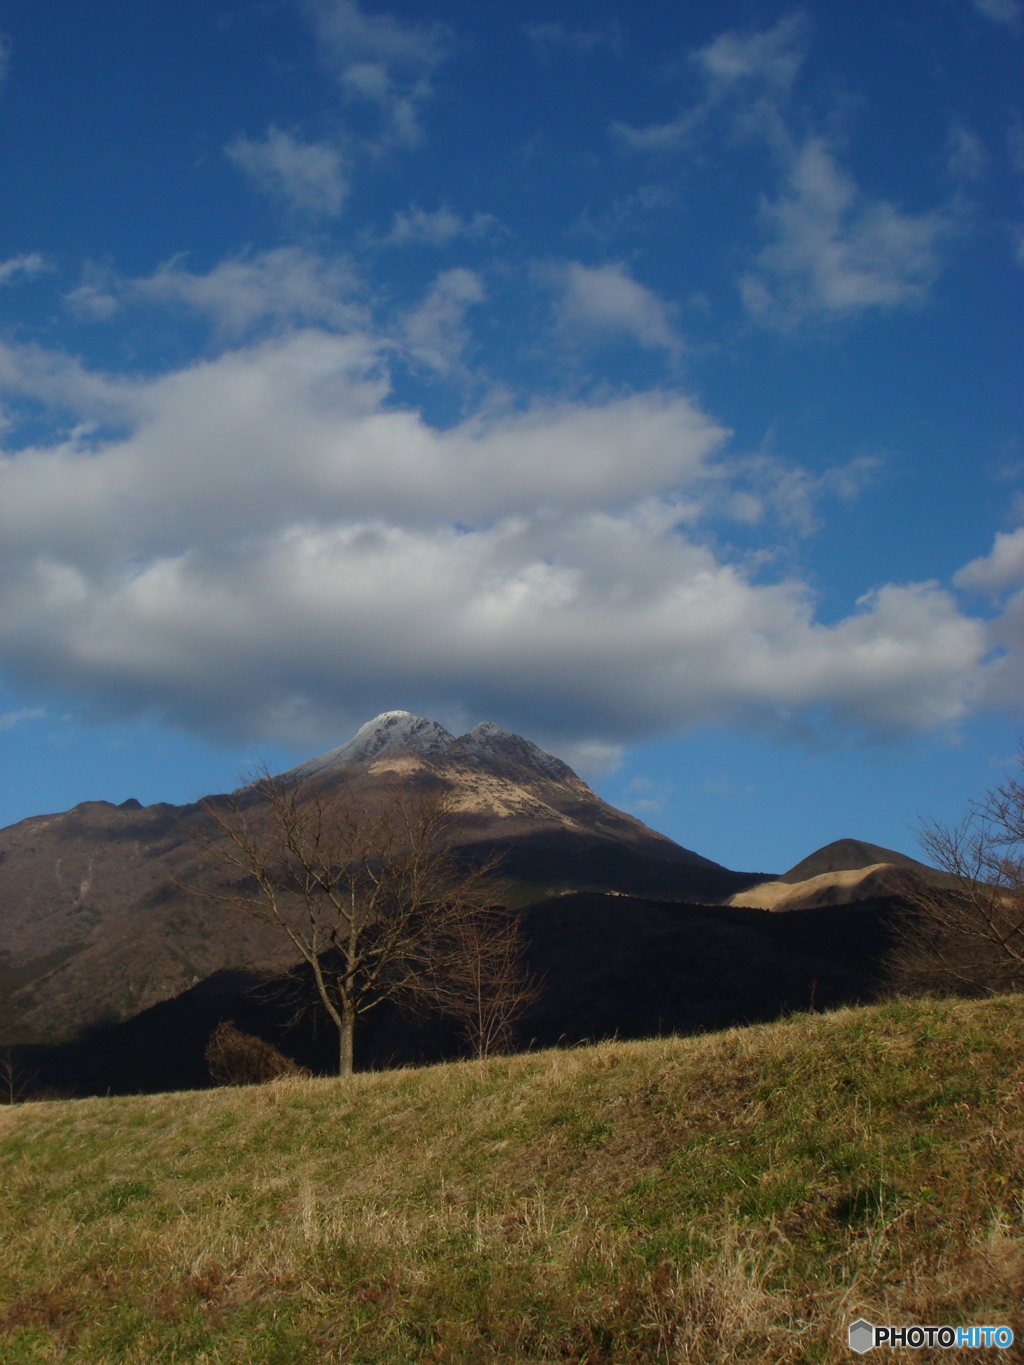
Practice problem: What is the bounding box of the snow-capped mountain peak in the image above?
[282,711,456,781]
[282,711,588,787]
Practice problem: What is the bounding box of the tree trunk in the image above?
[339,1006,356,1077]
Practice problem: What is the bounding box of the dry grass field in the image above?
[1,995,1023,1363]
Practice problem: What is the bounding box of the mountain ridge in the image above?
[0,711,757,1044]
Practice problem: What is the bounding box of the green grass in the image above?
[2,995,1023,1362]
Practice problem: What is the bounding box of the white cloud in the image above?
[556,740,625,780]
[966,580,1024,712]
[694,13,808,93]
[946,523,1024,714]
[0,322,990,748]
[401,267,485,374]
[716,453,880,537]
[65,283,121,321]
[65,250,367,338]
[547,262,683,358]
[613,19,953,326]
[955,525,1024,593]
[303,0,451,149]
[133,249,366,335]
[226,127,348,216]
[382,205,499,247]
[0,253,47,286]
[741,138,952,326]
[971,0,1022,26]
[613,14,807,152]
[611,111,705,155]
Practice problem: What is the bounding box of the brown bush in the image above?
[205,1021,309,1086]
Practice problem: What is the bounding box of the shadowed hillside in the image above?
[14,891,897,1098]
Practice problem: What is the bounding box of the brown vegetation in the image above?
[204,1021,309,1086]
[422,904,540,1058]
[889,749,1024,996]
[0,1049,37,1105]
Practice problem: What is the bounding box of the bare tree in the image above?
[889,751,1024,996]
[0,1047,37,1105]
[188,771,497,1077]
[424,904,540,1059]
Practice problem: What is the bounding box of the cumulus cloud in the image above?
[546,262,683,358]
[716,453,880,537]
[556,740,625,781]
[226,127,348,216]
[694,12,808,94]
[0,253,47,286]
[945,523,1024,714]
[303,0,451,149]
[613,13,807,152]
[401,268,485,373]
[740,137,952,325]
[382,205,499,247]
[613,18,953,326]
[65,249,367,342]
[65,277,121,321]
[133,249,365,335]
[0,310,990,749]
[956,525,1024,593]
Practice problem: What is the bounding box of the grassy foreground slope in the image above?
[1,997,1023,1364]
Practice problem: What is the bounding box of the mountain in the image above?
[0,712,762,1045]
[727,837,946,912]
[776,838,938,885]
[275,711,758,900]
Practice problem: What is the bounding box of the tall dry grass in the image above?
[1,995,1022,1362]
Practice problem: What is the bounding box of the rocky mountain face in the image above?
[279,711,737,879]
[0,712,760,1045]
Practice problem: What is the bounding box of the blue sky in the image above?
[0,0,1022,870]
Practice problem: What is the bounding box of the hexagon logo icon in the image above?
[849,1319,875,1353]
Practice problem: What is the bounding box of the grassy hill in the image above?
[1,995,1023,1363]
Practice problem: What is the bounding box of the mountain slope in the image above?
[728,837,947,912]
[0,713,760,1044]
[777,838,937,884]
[281,711,715,860]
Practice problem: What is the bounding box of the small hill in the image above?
[2,995,1022,1363]
[728,837,947,912]
[778,838,937,884]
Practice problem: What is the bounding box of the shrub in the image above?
[205,1021,309,1086]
